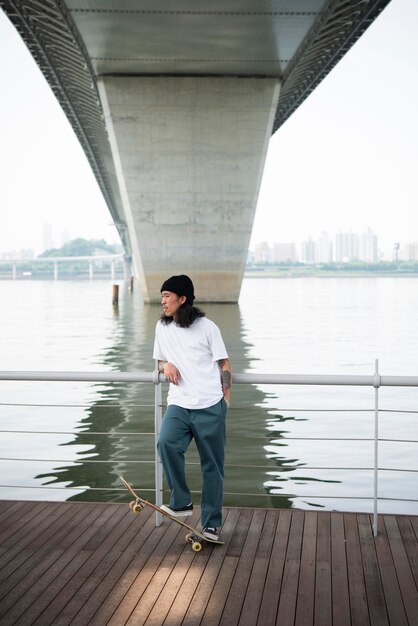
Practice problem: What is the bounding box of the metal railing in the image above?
[1,360,417,536]
[0,253,126,280]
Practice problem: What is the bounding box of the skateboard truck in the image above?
[129,498,146,514]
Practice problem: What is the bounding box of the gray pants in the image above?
[157,398,227,528]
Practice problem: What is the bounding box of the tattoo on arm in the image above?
[222,370,232,389]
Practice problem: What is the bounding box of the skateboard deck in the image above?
[119,476,224,551]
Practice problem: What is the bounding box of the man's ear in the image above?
[179,295,187,306]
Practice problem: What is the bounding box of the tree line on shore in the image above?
[246,260,418,273]
[0,238,124,277]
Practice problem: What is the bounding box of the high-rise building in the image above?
[301,238,317,264]
[403,242,418,261]
[317,231,333,263]
[272,242,297,263]
[335,232,359,262]
[254,241,271,264]
[358,228,378,262]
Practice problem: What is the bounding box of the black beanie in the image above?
[161,274,195,304]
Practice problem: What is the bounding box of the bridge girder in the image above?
[0,0,391,284]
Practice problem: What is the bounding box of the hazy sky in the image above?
[1,0,417,256]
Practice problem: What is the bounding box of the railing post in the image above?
[154,361,163,526]
[373,359,380,537]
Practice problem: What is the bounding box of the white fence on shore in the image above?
[0,254,127,279]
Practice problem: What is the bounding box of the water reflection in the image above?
[35,284,335,508]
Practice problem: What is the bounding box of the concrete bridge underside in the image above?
[0,0,391,301]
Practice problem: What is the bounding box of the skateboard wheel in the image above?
[129,500,136,510]
[185,533,202,551]
[133,503,143,513]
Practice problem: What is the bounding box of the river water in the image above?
[0,276,417,514]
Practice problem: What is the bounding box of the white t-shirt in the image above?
[153,316,228,409]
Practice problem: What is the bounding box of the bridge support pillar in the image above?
[98,76,280,302]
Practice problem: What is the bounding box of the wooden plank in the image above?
[0,500,25,526]
[344,513,370,626]
[124,527,188,625]
[0,500,50,546]
[0,503,118,624]
[256,509,292,626]
[67,506,156,625]
[314,512,332,626]
[225,508,253,557]
[294,511,317,626]
[159,509,240,626]
[397,515,418,589]
[32,505,139,625]
[330,513,350,626]
[87,509,177,626]
[411,516,418,541]
[357,513,389,626]
[162,553,210,625]
[276,510,305,626]
[237,509,280,626]
[180,508,241,626]
[0,500,18,514]
[0,502,104,606]
[384,515,418,625]
[0,501,417,626]
[140,511,241,626]
[126,508,241,626]
[182,508,249,626]
[24,505,129,625]
[142,547,200,626]
[0,501,27,561]
[105,512,199,625]
[218,509,266,626]
[0,502,84,587]
[199,556,240,626]
[374,516,408,626]
[165,509,241,626]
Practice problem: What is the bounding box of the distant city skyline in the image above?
[250,227,417,263]
[1,224,415,262]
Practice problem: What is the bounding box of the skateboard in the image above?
[119,476,224,551]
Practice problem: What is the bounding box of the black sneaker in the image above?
[160,503,193,518]
[203,527,219,541]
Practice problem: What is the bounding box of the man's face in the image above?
[161,290,186,318]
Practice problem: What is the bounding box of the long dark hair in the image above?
[160,302,205,328]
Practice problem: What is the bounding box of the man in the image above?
[153,274,232,541]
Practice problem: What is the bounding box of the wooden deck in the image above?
[0,500,417,625]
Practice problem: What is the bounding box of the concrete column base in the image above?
[98,76,280,302]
